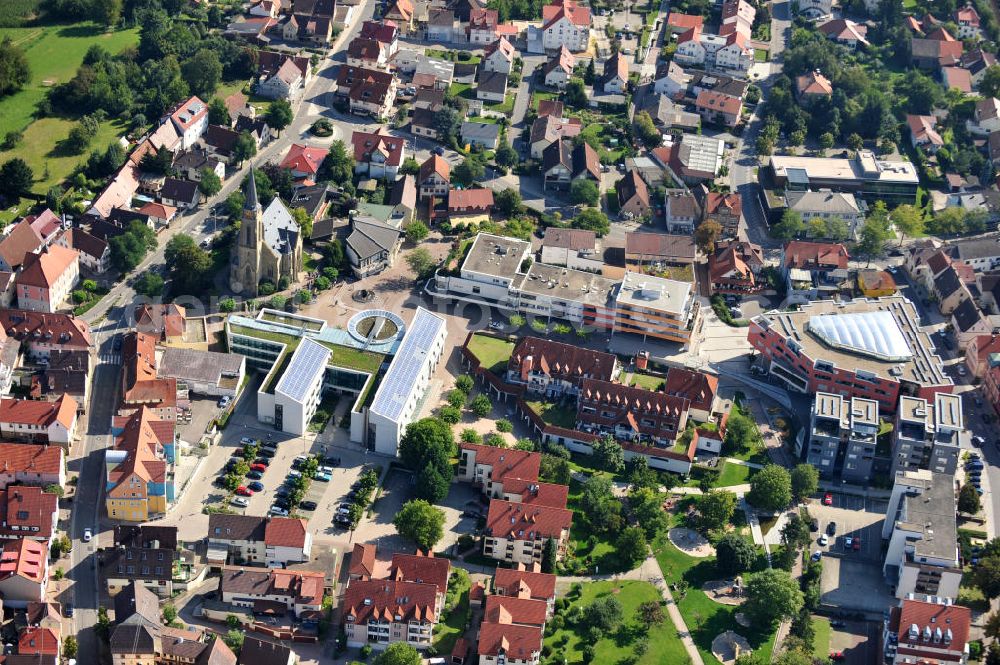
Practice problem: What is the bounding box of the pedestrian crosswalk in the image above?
[98,352,122,365]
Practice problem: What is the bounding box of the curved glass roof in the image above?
[807,310,913,362]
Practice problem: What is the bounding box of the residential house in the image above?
[389,175,417,226]
[159,178,199,211]
[0,395,77,447]
[410,107,439,140]
[412,88,445,112]
[24,210,62,247]
[857,269,897,298]
[0,539,47,607]
[797,0,832,18]
[167,96,209,150]
[477,71,509,103]
[478,620,542,665]
[219,565,324,616]
[120,331,177,419]
[483,499,573,565]
[461,121,501,149]
[104,406,175,521]
[602,52,628,94]
[969,97,1000,136]
[0,221,43,272]
[934,265,972,315]
[469,8,500,44]
[952,297,990,349]
[279,144,327,180]
[965,334,1000,377]
[941,66,972,93]
[103,525,182,596]
[541,0,591,52]
[0,486,58,544]
[664,190,700,234]
[347,37,391,70]
[30,350,91,411]
[885,596,971,665]
[911,28,963,69]
[346,219,402,277]
[666,12,704,36]
[695,90,742,127]
[961,48,997,89]
[351,129,406,179]
[237,637,293,665]
[539,228,601,272]
[529,114,582,159]
[504,336,619,397]
[483,37,516,74]
[542,46,574,89]
[616,170,651,219]
[796,70,833,105]
[426,8,456,41]
[348,543,376,580]
[699,189,743,238]
[708,240,764,295]
[651,134,724,184]
[785,190,867,237]
[492,566,557,615]
[448,189,495,220]
[360,19,399,57]
[256,56,306,100]
[413,56,454,90]
[336,66,397,120]
[206,514,312,567]
[418,155,450,201]
[664,366,720,422]
[577,378,691,446]
[542,140,599,191]
[384,0,414,32]
[0,443,64,491]
[817,18,869,48]
[781,240,849,281]
[0,310,93,361]
[173,151,225,184]
[907,114,945,152]
[342,578,439,648]
[15,245,79,313]
[625,231,697,267]
[955,3,981,38]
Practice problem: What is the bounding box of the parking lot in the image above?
[808,493,896,613]
[828,619,882,665]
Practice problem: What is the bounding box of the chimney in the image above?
[635,351,649,370]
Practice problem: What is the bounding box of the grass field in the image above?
[812,616,832,659]
[524,400,577,429]
[653,535,777,664]
[0,23,139,140]
[565,478,625,572]
[716,461,754,487]
[0,0,42,28]
[465,333,514,373]
[628,372,665,391]
[543,581,690,665]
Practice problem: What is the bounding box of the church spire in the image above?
[244,168,260,211]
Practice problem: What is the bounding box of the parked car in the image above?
[853,537,861,551]
[288,470,301,479]
[818,534,829,546]
[83,528,92,542]
[973,436,986,447]
[231,497,249,507]
[254,458,270,467]
[827,521,837,535]
[314,472,331,482]
[248,481,264,492]
[809,518,819,532]
[319,465,335,475]
[247,470,263,480]
[64,604,74,617]
[218,395,231,408]
[250,463,266,473]
[273,498,290,510]
[300,500,318,511]
[270,506,289,517]
[258,448,275,458]
[240,437,256,445]
[844,536,853,550]
[236,486,252,497]
[325,456,342,466]
[822,493,833,506]
[810,551,821,561]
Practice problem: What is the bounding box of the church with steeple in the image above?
[230,170,303,295]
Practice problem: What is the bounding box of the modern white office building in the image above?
[257,339,331,435]
[363,307,448,456]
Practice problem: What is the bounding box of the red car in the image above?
[250,463,267,472]
[236,486,252,497]
[852,537,861,551]
[830,652,845,661]
[822,493,833,506]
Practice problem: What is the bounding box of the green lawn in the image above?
[754,49,768,62]
[653,537,777,664]
[812,616,831,659]
[448,82,475,100]
[433,571,471,654]
[465,333,514,374]
[716,461,753,487]
[532,90,560,109]
[229,323,383,373]
[544,581,690,665]
[0,23,139,141]
[565,478,625,572]
[629,373,665,391]
[524,400,577,429]
[485,92,516,115]
[579,122,626,163]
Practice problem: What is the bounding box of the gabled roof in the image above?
[137,202,177,221]
[943,66,972,93]
[542,138,573,174]
[508,336,618,384]
[478,622,543,658]
[695,90,742,115]
[625,231,696,260]
[492,567,557,600]
[477,70,508,95]
[952,297,984,332]
[349,543,376,578]
[0,310,92,347]
[892,597,970,656]
[542,46,575,77]
[209,514,267,542]
[817,18,869,45]
[572,141,600,181]
[544,228,596,251]
[264,516,308,548]
[603,52,628,83]
[360,19,399,43]
[616,169,650,209]
[460,443,541,483]
[0,538,46,584]
[15,244,78,290]
[342,578,438,623]
[0,394,76,430]
[347,219,401,260]
[348,37,384,63]
[25,210,61,243]
[237,638,293,665]
[485,499,573,541]
[542,0,590,29]
[704,191,742,218]
[279,143,328,176]
[390,551,451,595]
[449,188,495,211]
[796,70,833,96]
[782,240,849,269]
[0,221,43,270]
[664,366,718,412]
[0,486,57,540]
[160,178,199,202]
[934,265,964,300]
[351,129,405,167]
[169,96,208,132]
[419,154,449,184]
[484,36,516,61]
[667,12,703,29]
[907,114,944,146]
[0,443,62,476]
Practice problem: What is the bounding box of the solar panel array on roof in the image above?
[275,338,331,402]
[808,310,913,362]
[369,308,446,422]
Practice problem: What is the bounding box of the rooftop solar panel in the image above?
[369,308,446,422]
[275,338,331,402]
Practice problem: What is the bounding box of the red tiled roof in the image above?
[15,245,78,290]
[893,598,970,659]
[907,114,944,146]
[664,367,718,413]
[169,96,208,131]
[137,202,177,220]
[542,0,590,28]
[280,143,328,176]
[696,90,742,115]
[782,240,849,269]
[0,222,44,271]
[704,192,742,217]
[667,12,703,29]
[351,129,405,168]
[419,154,450,184]
[107,407,173,496]
[0,443,62,477]
[0,310,92,348]
[0,395,76,430]
[25,210,61,243]
[0,486,57,540]
[390,551,451,595]
[508,336,618,386]
[485,499,572,541]
[484,595,548,626]
[0,538,46,583]
[492,567,556,601]
[927,249,953,275]
[349,543,376,578]
[264,517,308,548]
[500,477,569,508]
[18,626,59,656]
[625,231,696,260]
[461,444,541,484]
[478,621,543,657]
[360,20,398,43]
[448,188,494,211]
[342,578,438,623]
[973,335,1000,364]
[796,70,833,95]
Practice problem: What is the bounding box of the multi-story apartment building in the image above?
[504,337,619,397]
[207,514,312,567]
[807,392,878,482]
[0,394,77,447]
[882,470,962,599]
[892,394,964,476]
[577,379,690,447]
[458,445,569,508]
[104,406,175,522]
[15,245,80,313]
[612,272,694,344]
[103,525,183,597]
[748,297,952,412]
[219,566,324,616]
[342,578,439,649]
[540,0,590,52]
[884,596,971,665]
[484,500,572,566]
[0,443,64,490]
[492,565,557,615]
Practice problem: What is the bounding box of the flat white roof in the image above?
[275,338,331,402]
[615,271,691,316]
[369,307,447,422]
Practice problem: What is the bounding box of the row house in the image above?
[505,336,619,397]
[483,499,573,566]
[219,566,325,617]
[577,378,690,446]
[207,514,312,567]
[120,331,176,420]
[0,395,77,448]
[0,309,92,361]
[492,565,557,615]
[479,596,546,665]
[0,443,63,491]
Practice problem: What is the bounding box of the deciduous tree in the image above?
[748,465,792,512]
[393,499,446,551]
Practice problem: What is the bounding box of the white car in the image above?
[240,437,255,445]
[320,466,334,475]
[957,366,967,376]
[270,506,289,517]
[818,534,828,546]
[231,497,249,507]
[83,528,93,542]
